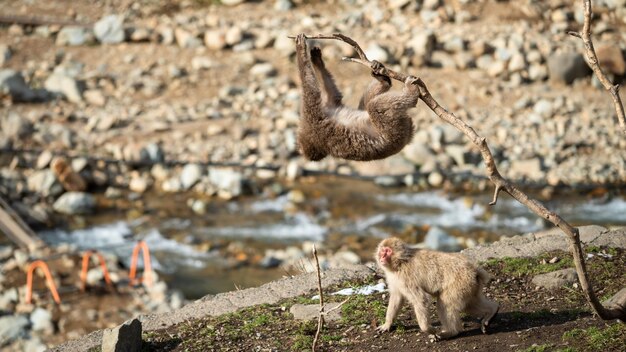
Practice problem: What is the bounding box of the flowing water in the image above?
[38,177,626,299]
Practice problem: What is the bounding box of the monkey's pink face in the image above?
[378,246,393,267]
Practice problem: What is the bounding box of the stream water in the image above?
[38,177,626,299]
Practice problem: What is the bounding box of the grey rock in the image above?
[225,27,244,46]
[0,288,18,310]
[141,143,164,163]
[427,171,444,187]
[532,268,578,289]
[221,0,246,5]
[56,26,91,46]
[259,255,282,268]
[403,141,435,165]
[84,89,106,106]
[0,44,10,66]
[129,173,152,194]
[510,158,543,180]
[0,246,12,261]
[250,62,277,77]
[374,176,402,187]
[44,74,83,103]
[53,192,96,214]
[36,150,54,169]
[528,63,548,81]
[274,0,294,11]
[273,31,295,56]
[30,307,54,333]
[204,30,226,50]
[442,36,465,53]
[445,145,466,166]
[27,169,61,197]
[1,112,33,139]
[424,226,461,251]
[547,52,591,84]
[533,99,554,118]
[0,315,29,347]
[174,28,201,48]
[191,56,215,71]
[290,303,342,322]
[365,43,390,63]
[101,319,142,352]
[23,337,47,352]
[332,251,360,265]
[94,15,125,44]
[129,27,151,42]
[209,168,243,198]
[407,30,436,65]
[0,69,36,102]
[180,164,203,190]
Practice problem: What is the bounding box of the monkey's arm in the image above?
[358,61,392,110]
[377,285,404,332]
[310,47,343,108]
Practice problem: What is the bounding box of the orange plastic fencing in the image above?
[25,260,61,304]
[80,250,114,291]
[128,240,153,287]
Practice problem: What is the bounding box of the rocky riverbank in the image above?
[2,0,626,227]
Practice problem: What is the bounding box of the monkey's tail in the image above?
[476,268,492,287]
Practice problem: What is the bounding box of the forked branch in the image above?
[567,0,626,134]
[293,25,625,320]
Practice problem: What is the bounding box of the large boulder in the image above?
[547,52,591,84]
[101,318,142,352]
[0,69,36,102]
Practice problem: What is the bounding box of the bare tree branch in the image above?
[570,0,626,134]
[291,30,626,320]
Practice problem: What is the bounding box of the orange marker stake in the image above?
[128,241,153,287]
[80,250,114,291]
[25,260,61,304]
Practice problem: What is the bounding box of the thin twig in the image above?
[324,297,351,316]
[312,244,324,351]
[292,31,625,320]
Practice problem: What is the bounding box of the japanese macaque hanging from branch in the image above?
[294,33,420,161]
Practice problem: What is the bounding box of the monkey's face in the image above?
[378,246,393,267]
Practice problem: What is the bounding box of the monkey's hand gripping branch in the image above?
[290,32,626,321]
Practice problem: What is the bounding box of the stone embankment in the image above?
[49,225,626,352]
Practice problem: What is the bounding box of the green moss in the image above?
[562,323,626,351]
[341,294,385,325]
[485,254,573,276]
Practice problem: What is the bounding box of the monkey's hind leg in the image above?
[295,34,329,161]
[466,294,499,334]
[310,46,343,108]
[436,295,463,339]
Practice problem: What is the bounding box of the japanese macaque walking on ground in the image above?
[294,33,419,161]
[376,237,499,340]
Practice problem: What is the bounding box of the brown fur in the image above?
[295,33,418,162]
[51,157,87,192]
[376,237,499,340]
